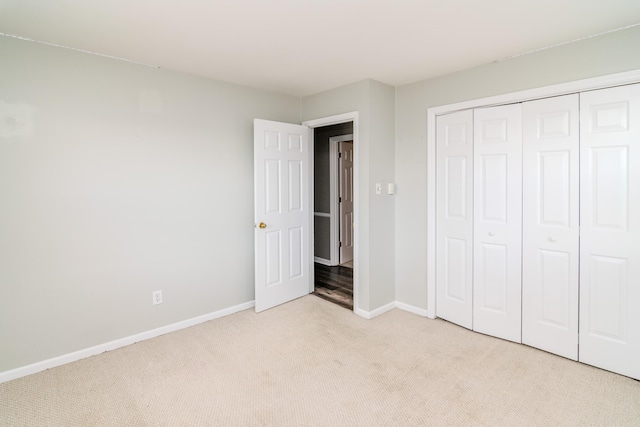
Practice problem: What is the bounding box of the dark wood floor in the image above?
[314,263,353,310]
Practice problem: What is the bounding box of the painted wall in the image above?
[302,79,396,312]
[368,81,396,308]
[0,36,300,373]
[394,25,640,311]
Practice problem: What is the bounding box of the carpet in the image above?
[1,296,639,426]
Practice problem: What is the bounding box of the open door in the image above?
[254,119,311,312]
[339,141,354,263]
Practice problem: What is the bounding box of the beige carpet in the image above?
[1,295,639,426]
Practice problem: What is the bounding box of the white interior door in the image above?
[473,104,522,343]
[579,83,640,380]
[436,110,474,329]
[254,119,311,312]
[522,94,579,360]
[339,141,354,263]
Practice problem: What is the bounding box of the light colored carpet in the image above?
[1,295,639,426]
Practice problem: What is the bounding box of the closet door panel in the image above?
[436,110,474,329]
[580,83,640,380]
[522,94,579,360]
[473,104,522,343]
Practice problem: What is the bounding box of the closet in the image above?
[435,83,640,380]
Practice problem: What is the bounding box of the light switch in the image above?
[375,183,382,195]
[387,183,395,195]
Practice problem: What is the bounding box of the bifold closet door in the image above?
[436,110,474,329]
[473,104,522,343]
[522,94,579,360]
[579,83,640,380]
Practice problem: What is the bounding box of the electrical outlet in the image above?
[152,290,163,305]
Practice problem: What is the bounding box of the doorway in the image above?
[311,122,354,309]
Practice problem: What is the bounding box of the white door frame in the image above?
[303,112,359,312]
[329,134,354,266]
[426,69,640,318]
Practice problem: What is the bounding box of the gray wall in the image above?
[394,25,640,311]
[0,36,300,373]
[313,122,353,261]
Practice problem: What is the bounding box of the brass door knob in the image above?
[258,222,267,229]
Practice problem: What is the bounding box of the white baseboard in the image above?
[313,256,332,266]
[355,301,397,319]
[0,300,255,384]
[355,300,433,320]
[395,302,430,317]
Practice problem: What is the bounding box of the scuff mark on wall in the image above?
[0,100,36,139]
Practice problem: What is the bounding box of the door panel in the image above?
[265,230,281,286]
[254,119,310,312]
[289,227,303,278]
[588,255,627,342]
[479,154,507,222]
[580,84,640,380]
[436,110,474,329]
[339,141,354,263]
[445,156,468,218]
[288,160,303,211]
[479,243,508,312]
[444,237,467,302]
[473,104,522,343]
[538,250,571,326]
[522,94,579,360]
[591,147,627,229]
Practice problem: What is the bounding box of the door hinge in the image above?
[339,196,342,203]
[339,152,342,158]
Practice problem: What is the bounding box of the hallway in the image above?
[313,263,353,310]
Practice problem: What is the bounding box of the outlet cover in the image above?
[152,290,163,305]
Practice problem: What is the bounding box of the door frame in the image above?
[329,133,354,266]
[426,69,640,318]
[303,112,359,312]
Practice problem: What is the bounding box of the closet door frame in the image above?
[426,69,640,318]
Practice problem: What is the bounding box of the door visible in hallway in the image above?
[339,141,354,264]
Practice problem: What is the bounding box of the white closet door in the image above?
[436,110,474,329]
[579,83,640,380]
[473,104,522,343]
[522,95,579,360]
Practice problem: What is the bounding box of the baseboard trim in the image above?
[0,300,255,384]
[395,302,430,317]
[355,301,433,320]
[313,257,332,266]
[355,301,397,319]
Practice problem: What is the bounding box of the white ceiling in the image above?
[1,0,640,96]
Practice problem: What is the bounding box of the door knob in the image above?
[488,232,495,237]
[258,222,267,229]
